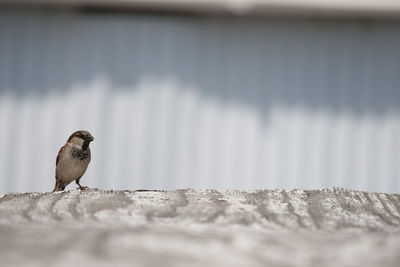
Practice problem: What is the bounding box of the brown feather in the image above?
[56,146,64,166]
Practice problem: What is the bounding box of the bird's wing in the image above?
[56,146,65,166]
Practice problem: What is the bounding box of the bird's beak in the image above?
[86,136,94,142]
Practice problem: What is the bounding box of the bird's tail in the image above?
[52,179,65,192]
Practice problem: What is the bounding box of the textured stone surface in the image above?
[1,188,400,266]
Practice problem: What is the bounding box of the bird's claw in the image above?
[78,186,89,191]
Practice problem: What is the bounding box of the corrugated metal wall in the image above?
[0,9,400,193]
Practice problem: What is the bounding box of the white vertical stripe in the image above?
[0,97,13,190]
[196,101,219,188]
[375,116,394,192]
[14,99,33,192]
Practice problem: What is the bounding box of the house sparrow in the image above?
[53,130,94,192]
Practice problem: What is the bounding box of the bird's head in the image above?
[67,130,94,150]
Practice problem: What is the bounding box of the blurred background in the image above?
[0,0,399,193]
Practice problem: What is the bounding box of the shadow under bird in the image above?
[53,130,94,192]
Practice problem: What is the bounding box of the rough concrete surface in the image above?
[1,188,400,266]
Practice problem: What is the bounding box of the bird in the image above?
[53,130,94,192]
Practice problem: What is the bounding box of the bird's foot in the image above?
[78,185,89,191]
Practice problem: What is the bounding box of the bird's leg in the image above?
[75,178,89,190]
